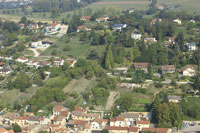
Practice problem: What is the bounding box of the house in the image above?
[15,116,29,126]
[110,116,127,127]
[53,59,64,67]
[52,105,69,117]
[131,33,142,40]
[16,56,28,63]
[144,38,157,44]
[0,62,5,69]
[129,127,139,133]
[71,112,100,121]
[160,65,176,74]
[141,128,171,133]
[187,89,199,95]
[27,116,40,125]
[4,112,19,125]
[44,23,69,36]
[150,18,162,26]
[77,25,91,32]
[164,37,175,46]
[112,24,127,31]
[31,41,50,49]
[134,62,149,73]
[105,126,129,133]
[81,16,91,21]
[96,16,109,22]
[114,67,128,74]
[51,116,66,127]
[26,60,39,68]
[190,19,195,23]
[39,117,51,125]
[179,65,196,76]
[173,18,182,25]
[90,119,108,131]
[120,112,141,126]
[60,24,69,34]
[0,67,12,76]
[185,42,197,50]
[0,128,14,133]
[136,120,150,130]
[168,95,182,103]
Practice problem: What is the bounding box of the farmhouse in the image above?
[77,25,91,32]
[96,16,109,22]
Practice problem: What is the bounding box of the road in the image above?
[105,91,120,110]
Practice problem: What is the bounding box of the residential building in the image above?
[185,42,197,50]
[141,128,171,133]
[110,116,127,127]
[168,95,182,103]
[105,126,129,133]
[160,65,176,74]
[144,38,157,44]
[134,62,149,73]
[0,67,12,76]
[120,112,141,126]
[66,59,77,67]
[173,18,182,25]
[0,128,14,133]
[31,41,51,49]
[112,24,127,31]
[96,16,109,22]
[53,59,65,67]
[179,65,196,77]
[81,16,91,21]
[136,120,150,130]
[91,119,108,131]
[77,25,91,32]
[16,56,28,63]
[0,62,5,69]
[131,33,142,40]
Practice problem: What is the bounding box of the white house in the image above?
[120,112,141,126]
[131,33,142,40]
[185,42,197,50]
[136,120,150,130]
[173,18,182,25]
[112,24,127,31]
[110,116,127,127]
[16,56,29,63]
[31,41,50,49]
[180,65,196,77]
[168,95,182,103]
[91,119,108,131]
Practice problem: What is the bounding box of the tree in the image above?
[193,74,200,90]
[105,45,114,70]
[13,124,21,132]
[176,32,185,52]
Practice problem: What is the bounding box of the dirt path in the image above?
[63,77,97,94]
[94,1,151,5]
[105,91,120,110]
[28,48,40,57]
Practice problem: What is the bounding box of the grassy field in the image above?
[41,34,106,58]
[158,0,200,13]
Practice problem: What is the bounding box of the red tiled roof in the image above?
[105,126,128,131]
[136,120,150,125]
[129,127,139,132]
[18,116,28,120]
[53,105,65,112]
[92,119,108,124]
[0,62,5,66]
[81,16,91,21]
[134,62,149,69]
[74,107,84,112]
[60,111,69,117]
[74,120,88,125]
[110,116,125,122]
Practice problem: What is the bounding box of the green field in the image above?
[158,0,200,13]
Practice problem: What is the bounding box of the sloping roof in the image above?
[136,120,150,125]
[134,62,149,69]
[141,128,170,133]
[168,95,182,101]
[110,116,125,122]
[129,127,139,132]
[120,112,140,118]
[53,105,65,112]
[160,65,176,71]
[105,126,129,131]
[92,119,108,124]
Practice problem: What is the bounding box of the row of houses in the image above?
[0,106,171,133]
[133,62,196,76]
[16,56,77,68]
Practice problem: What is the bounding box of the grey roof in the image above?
[120,112,140,118]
